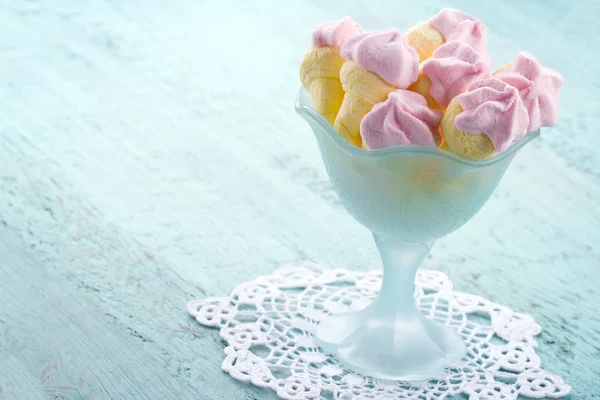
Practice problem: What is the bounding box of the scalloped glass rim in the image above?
[295,87,540,168]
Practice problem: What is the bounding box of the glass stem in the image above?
[371,234,434,318]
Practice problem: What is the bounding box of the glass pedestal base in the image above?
[314,298,465,381]
[314,236,465,380]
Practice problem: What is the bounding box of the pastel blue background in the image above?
[0,0,598,398]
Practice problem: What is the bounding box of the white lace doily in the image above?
[187,263,571,400]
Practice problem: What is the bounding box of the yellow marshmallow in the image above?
[333,61,396,148]
[441,98,497,160]
[405,22,444,62]
[407,69,443,111]
[300,46,346,125]
[493,62,514,75]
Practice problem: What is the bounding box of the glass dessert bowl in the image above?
[295,87,539,381]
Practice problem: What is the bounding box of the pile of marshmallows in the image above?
[299,9,563,160]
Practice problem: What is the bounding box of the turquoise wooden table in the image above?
[1,0,599,398]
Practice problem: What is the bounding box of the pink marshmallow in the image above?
[455,78,530,152]
[495,52,564,132]
[428,8,487,54]
[361,90,443,149]
[422,41,492,108]
[312,16,363,49]
[341,30,420,88]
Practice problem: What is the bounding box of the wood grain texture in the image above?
[0,0,598,399]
